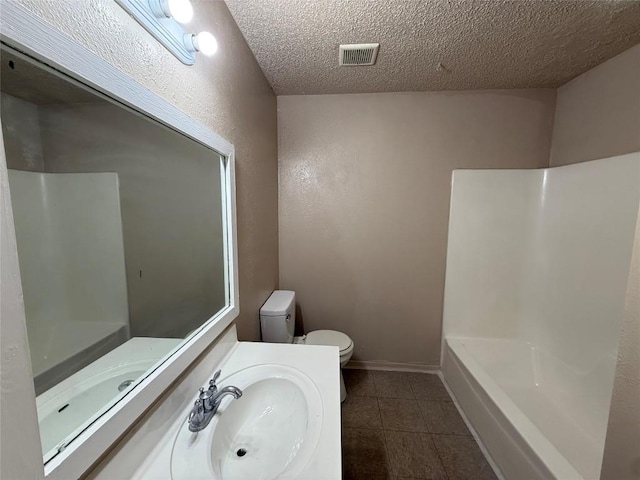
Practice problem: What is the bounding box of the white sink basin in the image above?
[170,364,323,480]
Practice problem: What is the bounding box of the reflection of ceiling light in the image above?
[116,0,217,65]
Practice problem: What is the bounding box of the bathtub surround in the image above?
[8,170,129,394]
[278,90,556,367]
[441,153,640,479]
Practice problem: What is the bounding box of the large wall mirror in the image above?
[1,43,233,465]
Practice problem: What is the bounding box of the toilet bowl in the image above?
[303,329,353,401]
[260,290,354,402]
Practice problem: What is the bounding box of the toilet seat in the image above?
[303,329,354,402]
[305,330,353,355]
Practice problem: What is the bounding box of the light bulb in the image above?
[166,0,193,24]
[195,31,218,56]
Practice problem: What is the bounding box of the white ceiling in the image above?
[225,0,640,95]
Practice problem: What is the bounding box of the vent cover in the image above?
[339,43,380,66]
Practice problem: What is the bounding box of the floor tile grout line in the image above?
[408,375,419,400]
[401,373,463,479]
[378,375,442,480]
[341,393,384,431]
[375,396,390,433]
[371,369,379,390]
[382,422,449,480]
[380,398,430,435]
[374,394,383,430]
[411,376,474,437]
[379,388,432,479]
[428,431,473,437]
[406,371,417,399]
[344,425,385,431]
[380,426,473,436]
[372,370,417,400]
[417,396,435,436]
[380,422,400,478]
[378,395,402,479]
[428,433,452,480]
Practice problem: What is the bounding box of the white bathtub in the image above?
[37,337,182,461]
[442,337,612,480]
[440,156,640,480]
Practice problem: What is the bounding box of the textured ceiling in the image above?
[0,49,104,104]
[225,0,640,95]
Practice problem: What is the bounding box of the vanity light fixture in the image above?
[116,0,217,65]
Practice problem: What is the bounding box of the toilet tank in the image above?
[260,290,295,343]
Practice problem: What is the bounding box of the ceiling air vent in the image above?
[339,43,380,66]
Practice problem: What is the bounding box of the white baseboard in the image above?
[345,360,440,373]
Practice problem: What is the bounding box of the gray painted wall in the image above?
[1,93,44,171]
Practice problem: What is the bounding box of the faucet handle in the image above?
[209,370,221,389]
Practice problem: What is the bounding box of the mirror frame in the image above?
[0,4,239,479]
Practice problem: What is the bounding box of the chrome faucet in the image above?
[187,370,243,432]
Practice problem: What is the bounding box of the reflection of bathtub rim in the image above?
[34,323,129,395]
[37,337,182,461]
[442,337,584,480]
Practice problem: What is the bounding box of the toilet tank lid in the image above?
[260,290,295,316]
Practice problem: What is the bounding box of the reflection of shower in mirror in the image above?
[8,170,130,395]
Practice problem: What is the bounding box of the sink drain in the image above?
[118,380,135,392]
[236,448,247,457]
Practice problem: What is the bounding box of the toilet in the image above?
[260,290,354,402]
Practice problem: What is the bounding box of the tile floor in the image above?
[341,369,498,480]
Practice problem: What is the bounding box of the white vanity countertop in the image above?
[132,341,342,480]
